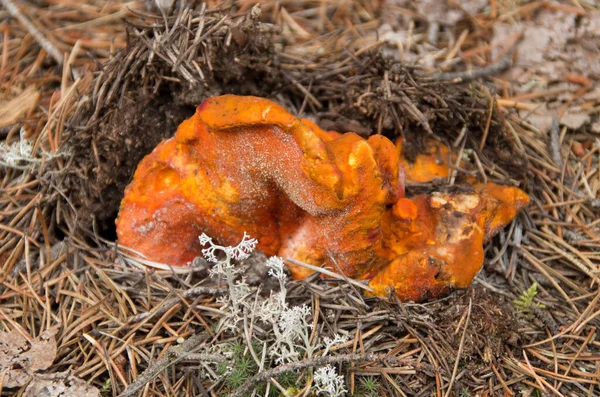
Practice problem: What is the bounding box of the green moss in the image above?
[513,282,545,313]
[354,376,380,397]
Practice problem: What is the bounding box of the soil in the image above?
[66,89,194,237]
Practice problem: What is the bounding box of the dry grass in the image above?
[1,1,599,396]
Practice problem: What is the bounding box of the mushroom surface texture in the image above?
[116,95,529,301]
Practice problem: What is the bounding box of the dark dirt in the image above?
[435,286,519,362]
[65,88,195,238]
[389,285,520,366]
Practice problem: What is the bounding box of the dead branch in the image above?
[230,353,415,397]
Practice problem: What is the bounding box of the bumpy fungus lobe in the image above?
[396,138,455,183]
[116,95,529,301]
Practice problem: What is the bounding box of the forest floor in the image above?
[0,1,599,396]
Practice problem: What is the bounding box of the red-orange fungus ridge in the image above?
[116,95,529,302]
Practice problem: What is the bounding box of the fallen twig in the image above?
[431,49,513,82]
[118,333,209,397]
[549,117,563,169]
[230,353,414,397]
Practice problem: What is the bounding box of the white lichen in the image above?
[314,365,347,396]
[200,232,257,331]
[0,128,68,170]
[197,233,349,388]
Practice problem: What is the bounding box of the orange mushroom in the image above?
[116,95,529,301]
[367,185,530,300]
[116,95,401,279]
[396,137,455,183]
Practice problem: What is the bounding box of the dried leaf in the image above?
[416,0,487,24]
[24,372,101,397]
[0,326,59,388]
[518,106,590,132]
[492,9,600,83]
[560,111,590,130]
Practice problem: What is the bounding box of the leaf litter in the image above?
[23,372,100,397]
[0,327,57,388]
[0,0,599,396]
[492,6,600,131]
